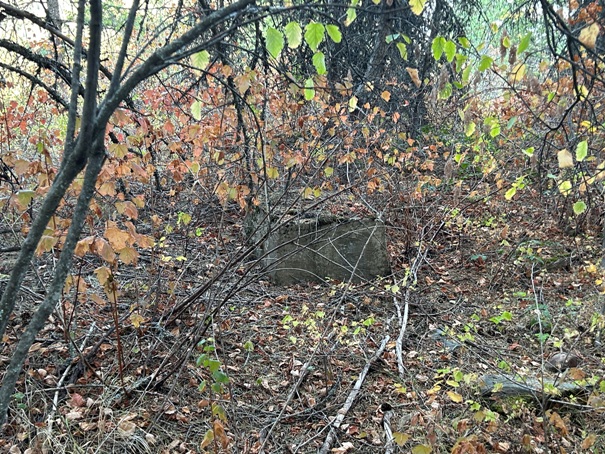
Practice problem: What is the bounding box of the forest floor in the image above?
[1,178,605,453]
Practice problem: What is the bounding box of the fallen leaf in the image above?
[406,67,422,87]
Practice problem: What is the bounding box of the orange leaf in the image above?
[75,236,95,257]
[97,181,116,197]
[94,238,116,263]
[105,225,132,250]
[581,433,597,449]
[213,420,229,449]
[406,67,421,87]
[114,201,138,219]
[548,411,568,436]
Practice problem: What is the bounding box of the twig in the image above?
[394,293,409,378]
[318,333,390,454]
[45,322,96,433]
[383,404,394,454]
[394,246,423,378]
[258,361,313,454]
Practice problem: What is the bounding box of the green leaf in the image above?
[489,123,501,138]
[345,7,357,26]
[243,340,254,351]
[444,40,456,62]
[191,101,202,121]
[432,36,445,60]
[266,27,284,59]
[505,186,517,200]
[198,380,206,392]
[17,189,36,206]
[212,370,230,384]
[304,78,315,100]
[345,0,359,26]
[522,147,534,157]
[191,50,210,69]
[464,121,476,137]
[312,51,326,75]
[455,54,467,72]
[207,359,221,373]
[458,36,470,48]
[479,55,493,71]
[461,65,472,84]
[547,92,556,102]
[304,22,325,51]
[326,24,342,43]
[285,22,302,48]
[439,83,452,99]
[396,42,408,60]
[409,0,427,15]
[576,140,588,162]
[518,32,532,54]
[573,200,587,215]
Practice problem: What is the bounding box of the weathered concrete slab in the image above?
[246,204,390,284]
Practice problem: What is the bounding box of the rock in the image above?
[546,352,580,371]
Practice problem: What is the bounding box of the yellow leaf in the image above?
[348,95,358,112]
[447,391,463,403]
[36,235,58,255]
[557,149,574,168]
[381,90,391,102]
[409,0,427,15]
[119,246,138,265]
[558,180,572,196]
[411,444,432,454]
[94,266,113,286]
[579,23,600,49]
[266,167,279,179]
[393,432,410,446]
[130,313,145,329]
[509,63,526,84]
